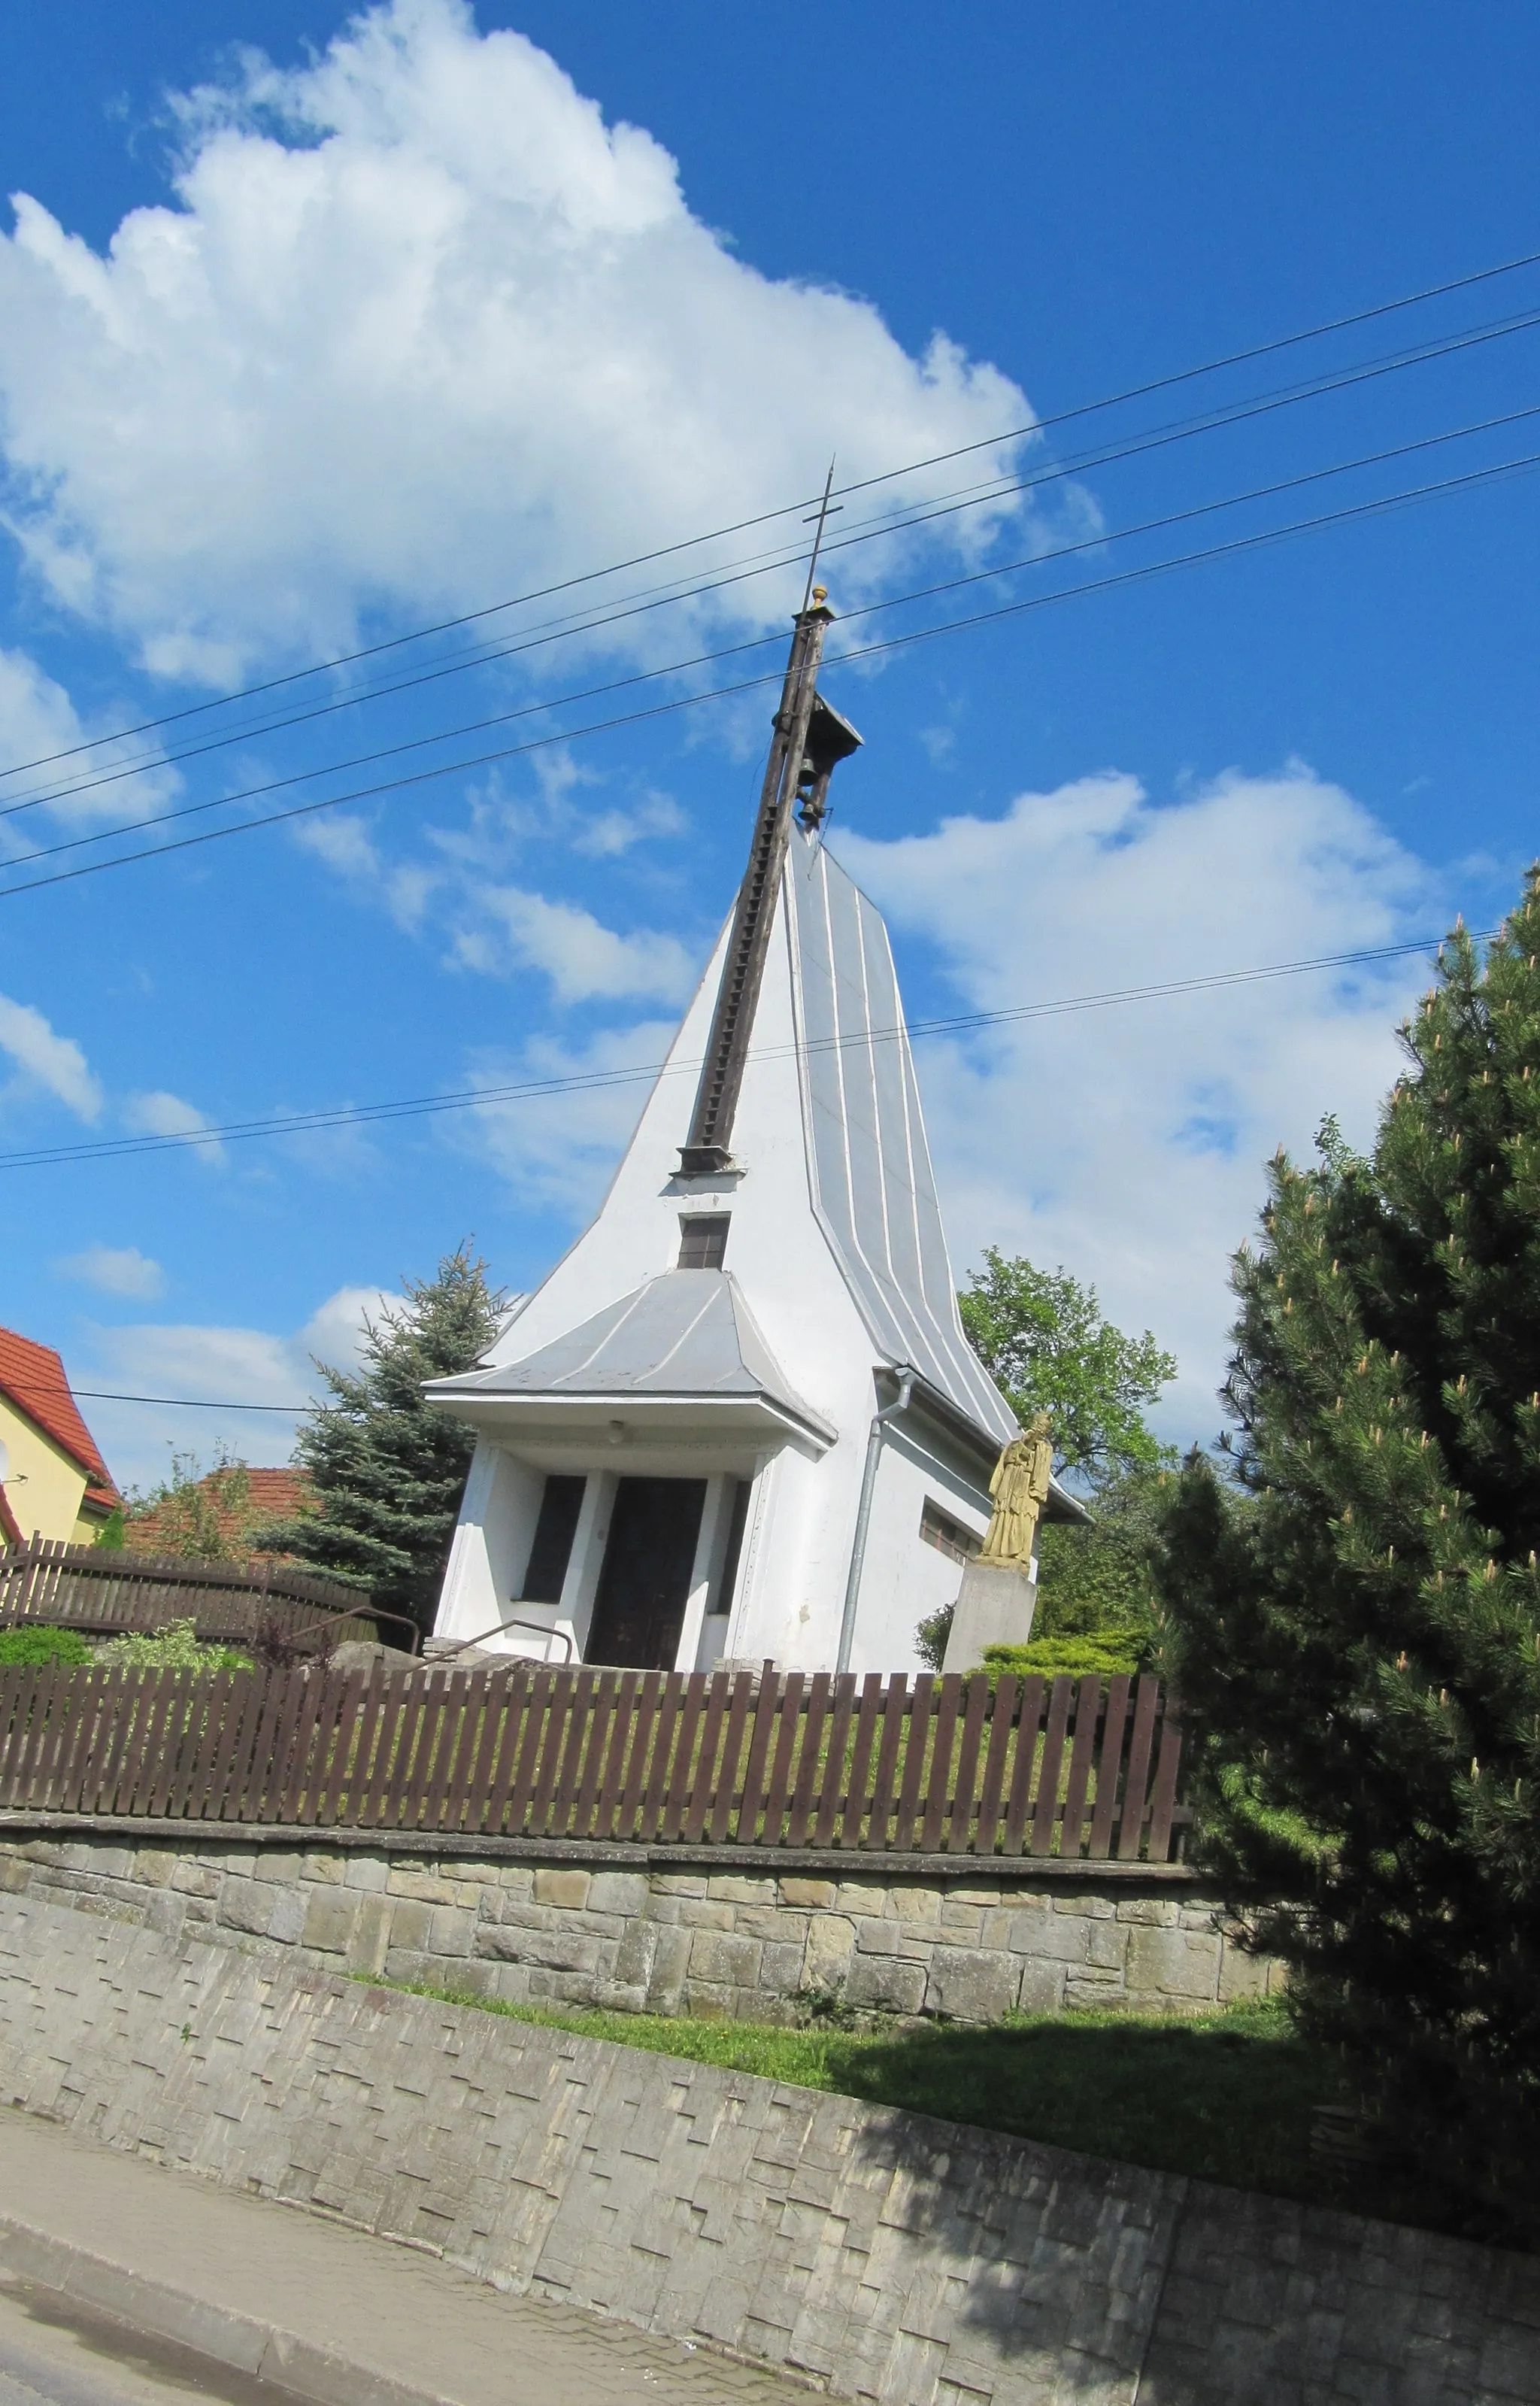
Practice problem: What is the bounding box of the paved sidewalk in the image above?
[0,2109,812,2406]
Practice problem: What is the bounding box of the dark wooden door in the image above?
[585,1478,708,1669]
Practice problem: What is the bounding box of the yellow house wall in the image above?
[0,1395,89,1544]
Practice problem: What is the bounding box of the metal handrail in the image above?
[433,1610,576,1664]
[245,1600,424,1658]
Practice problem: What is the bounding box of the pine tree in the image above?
[1158,876,1540,2237]
[270,1244,505,1640]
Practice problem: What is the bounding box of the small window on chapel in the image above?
[678,1213,729,1270]
[920,1500,981,1567]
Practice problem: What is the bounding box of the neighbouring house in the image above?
[428,593,1078,1677]
[0,1326,122,1547]
[125,1465,316,1564]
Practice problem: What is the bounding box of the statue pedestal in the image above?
[941,1560,1038,1673]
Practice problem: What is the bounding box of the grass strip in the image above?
[356,1972,1365,2211]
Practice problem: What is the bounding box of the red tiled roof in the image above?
[0,1326,120,1509]
[241,1467,314,1521]
[126,1464,314,1562]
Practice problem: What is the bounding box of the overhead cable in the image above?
[2,431,1537,900]
[9,296,1540,826]
[5,240,1540,785]
[34,1385,308,1412]
[0,927,1493,1173]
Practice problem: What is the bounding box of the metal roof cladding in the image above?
[785,832,1020,1451]
[434,1267,835,1444]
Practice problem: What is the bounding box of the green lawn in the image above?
[361,1974,1373,2214]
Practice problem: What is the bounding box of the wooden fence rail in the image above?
[0,1537,380,1655]
[0,1661,1190,1861]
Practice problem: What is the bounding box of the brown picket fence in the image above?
[0,1536,384,1654]
[0,1661,1189,1861]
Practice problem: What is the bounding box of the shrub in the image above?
[919,1607,1154,1679]
[0,1625,93,1667]
[125,1448,256,1562]
[914,1601,953,1670]
[983,1635,1140,1682]
[94,1618,253,1673]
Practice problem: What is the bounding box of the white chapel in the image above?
[428,592,1075,1675]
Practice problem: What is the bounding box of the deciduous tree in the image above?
[959,1249,1176,1486]
[960,1251,1175,1649]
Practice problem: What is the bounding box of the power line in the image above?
[15,296,1540,827]
[3,432,1537,902]
[0,927,1486,1173]
[11,295,1540,826]
[13,400,1540,875]
[829,246,1540,499]
[67,1388,307,1412]
[5,240,1540,787]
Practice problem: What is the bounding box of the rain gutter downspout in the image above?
[836,1364,916,1673]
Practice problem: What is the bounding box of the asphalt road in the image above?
[0,2276,293,2406]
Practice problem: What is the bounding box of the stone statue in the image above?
[977,1416,1053,1571]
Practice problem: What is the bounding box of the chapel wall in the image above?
[435,1441,546,1649]
[852,1425,994,1673]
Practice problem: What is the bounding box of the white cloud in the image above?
[456,885,696,1003]
[291,812,383,884]
[0,648,80,794]
[274,1112,387,1182]
[0,0,1032,679]
[838,764,1441,1447]
[78,1321,308,1494]
[122,1088,226,1166]
[298,1284,391,1373]
[457,1020,681,1212]
[570,791,687,858]
[74,1282,389,1493]
[0,991,102,1119]
[292,769,693,999]
[58,1245,165,1300]
[0,645,178,837]
[917,724,957,769]
[291,812,441,929]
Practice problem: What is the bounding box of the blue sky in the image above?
[0,0,1537,1489]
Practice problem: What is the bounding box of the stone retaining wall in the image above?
[0,1820,1275,2024]
[1,1892,1535,2406]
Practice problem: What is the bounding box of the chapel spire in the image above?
[678,588,861,1175]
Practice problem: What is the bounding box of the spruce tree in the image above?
[1159,877,1540,2236]
[271,1244,505,1641]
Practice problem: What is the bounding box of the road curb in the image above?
[0,2211,462,2406]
